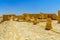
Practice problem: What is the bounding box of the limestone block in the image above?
[3,15,9,21]
[23,14,31,21]
[51,14,57,20]
[23,14,30,17]
[38,15,41,19]
[58,10,60,17]
[45,18,52,30]
[33,18,39,25]
[17,16,24,22]
[44,14,48,19]
[58,17,60,23]
[39,14,48,19]
[40,14,44,19]
[13,16,18,21]
[24,16,30,22]
[58,10,60,23]
[48,14,52,18]
[3,14,16,21]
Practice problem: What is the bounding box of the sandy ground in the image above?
[0,20,60,40]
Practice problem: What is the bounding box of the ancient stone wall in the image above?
[23,14,31,22]
[2,13,57,22]
[51,14,57,20]
[18,15,25,22]
[46,14,57,20]
[3,14,16,21]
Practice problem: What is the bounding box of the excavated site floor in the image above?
[0,20,60,40]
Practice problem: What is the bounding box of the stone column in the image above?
[45,18,52,30]
[58,10,60,23]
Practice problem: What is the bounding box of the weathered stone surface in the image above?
[17,16,24,22]
[2,13,57,23]
[51,14,57,20]
[24,16,30,22]
[3,14,16,21]
[58,18,60,23]
[45,18,52,30]
[58,10,60,23]
[33,18,39,25]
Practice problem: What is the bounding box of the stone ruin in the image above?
[23,14,31,22]
[1,10,60,25]
[45,18,52,30]
[2,14,57,22]
[32,18,39,25]
[0,10,60,32]
[58,10,60,23]
[2,14,16,21]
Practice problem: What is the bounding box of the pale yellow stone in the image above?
[45,18,52,30]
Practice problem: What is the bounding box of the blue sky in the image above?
[0,0,60,16]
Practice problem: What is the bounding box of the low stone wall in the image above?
[2,13,57,23]
[3,14,16,21]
